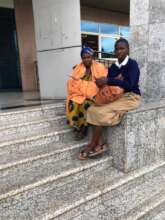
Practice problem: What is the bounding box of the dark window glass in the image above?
[81,34,98,52]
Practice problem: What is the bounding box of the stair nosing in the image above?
[123,189,165,220]
[44,160,165,219]
[0,115,66,131]
[0,156,112,201]
[0,127,71,148]
[0,141,88,172]
[0,102,65,116]
[0,158,164,219]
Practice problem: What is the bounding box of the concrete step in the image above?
[0,153,112,199]
[0,127,77,157]
[142,199,165,220]
[70,191,165,220]
[0,155,115,220]
[0,159,165,219]
[121,189,165,220]
[0,115,67,142]
[0,140,87,168]
[0,102,65,126]
[149,210,165,220]
[60,161,165,220]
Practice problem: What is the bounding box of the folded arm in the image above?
[107,62,140,91]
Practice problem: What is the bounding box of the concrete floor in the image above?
[0,91,58,110]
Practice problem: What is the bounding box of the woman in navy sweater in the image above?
[79,38,141,160]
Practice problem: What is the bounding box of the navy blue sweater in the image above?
[107,58,141,95]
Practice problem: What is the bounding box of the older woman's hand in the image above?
[96,77,107,87]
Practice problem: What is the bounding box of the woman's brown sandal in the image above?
[79,150,89,160]
[88,144,107,157]
[78,144,95,160]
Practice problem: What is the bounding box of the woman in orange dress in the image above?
[66,47,107,140]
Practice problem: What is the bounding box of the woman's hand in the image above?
[115,74,124,80]
[96,77,107,87]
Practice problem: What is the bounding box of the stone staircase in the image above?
[0,101,165,220]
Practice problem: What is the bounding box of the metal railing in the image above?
[34,51,116,89]
[94,51,116,68]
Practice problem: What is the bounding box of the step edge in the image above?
[44,160,165,219]
[0,141,88,171]
[0,102,65,116]
[0,115,66,131]
[123,189,165,220]
[0,128,71,148]
[0,156,112,201]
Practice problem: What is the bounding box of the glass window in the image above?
[81,20,130,59]
[81,34,98,52]
[119,26,130,38]
[101,37,116,58]
[81,21,99,33]
[100,23,119,35]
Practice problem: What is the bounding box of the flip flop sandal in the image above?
[79,150,90,160]
[78,143,95,160]
[88,144,107,157]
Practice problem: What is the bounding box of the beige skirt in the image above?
[87,92,141,126]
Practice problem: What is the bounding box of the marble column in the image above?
[32,0,81,98]
[130,0,165,101]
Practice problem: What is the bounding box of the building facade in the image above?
[0,0,129,98]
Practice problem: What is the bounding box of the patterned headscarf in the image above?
[80,47,94,58]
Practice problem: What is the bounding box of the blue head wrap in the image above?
[81,47,94,58]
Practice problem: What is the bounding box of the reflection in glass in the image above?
[81,34,98,52]
[100,23,119,35]
[81,21,99,33]
[101,37,116,58]
[120,26,130,38]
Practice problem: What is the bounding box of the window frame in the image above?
[81,20,129,60]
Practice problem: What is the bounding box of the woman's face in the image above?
[82,53,93,68]
[115,42,129,62]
